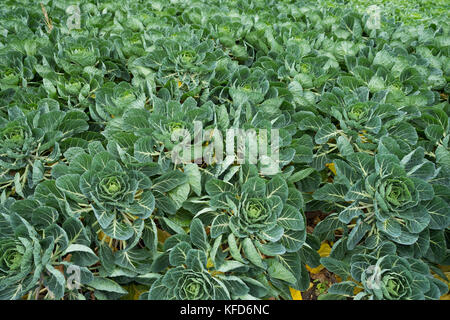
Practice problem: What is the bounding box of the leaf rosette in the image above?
[206,166,306,266]
[352,254,447,300]
[0,105,89,194]
[148,239,230,300]
[0,68,20,90]
[0,212,42,300]
[313,148,449,251]
[0,120,33,169]
[320,243,448,300]
[149,265,229,300]
[230,196,280,237]
[376,176,418,214]
[54,145,155,240]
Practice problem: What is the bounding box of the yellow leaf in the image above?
[120,283,149,300]
[98,231,119,251]
[289,287,303,300]
[178,81,182,87]
[306,265,324,274]
[439,265,450,273]
[206,258,214,269]
[353,286,363,295]
[98,231,114,244]
[358,130,371,143]
[317,242,332,257]
[306,242,332,274]
[325,163,336,175]
[157,228,171,243]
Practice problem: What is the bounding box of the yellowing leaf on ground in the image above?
[120,283,149,300]
[306,265,324,274]
[306,242,332,274]
[317,242,332,256]
[325,163,336,175]
[358,130,371,143]
[289,287,303,300]
[98,232,119,251]
[157,228,171,243]
[353,286,363,295]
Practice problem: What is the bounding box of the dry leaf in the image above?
[306,242,332,274]
[289,287,303,300]
[325,163,336,175]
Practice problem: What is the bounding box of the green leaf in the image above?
[315,123,338,144]
[14,172,24,198]
[278,204,304,231]
[260,225,284,242]
[336,136,354,156]
[266,259,297,284]
[64,244,96,256]
[91,152,116,172]
[142,220,158,254]
[160,217,186,235]
[347,220,371,250]
[102,218,135,241]
[425,124,444,142]
[168,183,190,208]
[227,233,246,264]
[190,218,209,252]
[256,241,286,256]
[313,213,346,235]
[425,197,450,230]
[210,214,230,238]
[129,191,155,218]
[186,249,208,271]
[205,179,235,196]
[404,205,430,234]
[169,241,192,266]
[32,160,45,187]
[55,174,87,203]
[287,168,316,183]
[346,153,375,177]
[242,176,266,196]
[242,238,265,269]
[154,192,179,215]
[45,265,66,300]
[151,171,187,193]
[388,122,418,145]
[88,277,128,294]
[313,183,348,202]
[338,203,363,224]
[327,281,357,297]
[32,206,59,228]
[280,229,306,252]
[427,230,446,263]
[266,175,288,202]
[287,187,304,209]
[321,257,350,279]
[184,163,202,196]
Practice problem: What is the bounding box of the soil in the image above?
[303,210,340,300]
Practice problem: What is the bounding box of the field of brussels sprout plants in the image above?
[0,0,449,301]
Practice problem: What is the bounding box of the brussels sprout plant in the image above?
[0,0,448,301]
